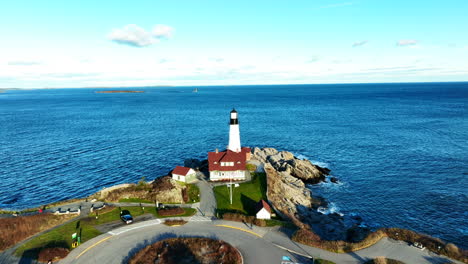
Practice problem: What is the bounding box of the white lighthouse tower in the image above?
[228,109,241,152]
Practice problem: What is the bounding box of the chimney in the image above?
[215,148,218,153]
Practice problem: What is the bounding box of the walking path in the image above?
[195,179,216,217]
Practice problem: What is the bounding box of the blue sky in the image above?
[1,0,467,88]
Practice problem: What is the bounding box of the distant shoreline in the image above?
[95,90,145,93]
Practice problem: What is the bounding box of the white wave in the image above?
[293,153,330,168]
[317,202,344,216]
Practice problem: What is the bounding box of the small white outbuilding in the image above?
[255,200,272,220]
[171,166,196,183]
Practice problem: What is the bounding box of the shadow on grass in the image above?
[240,194,257,216]
[19,240,69,263]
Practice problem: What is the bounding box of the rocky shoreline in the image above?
[250,147,370,241]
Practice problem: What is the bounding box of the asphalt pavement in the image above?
[58,219,462,264]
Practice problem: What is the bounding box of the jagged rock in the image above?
[264,163,312,228]
[330,177,339,184]
[253,147,328,185]
[287,159,326,184]
[252,147,278,163]
[260,147,359,241]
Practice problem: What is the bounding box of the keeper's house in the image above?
[171,166,196,183]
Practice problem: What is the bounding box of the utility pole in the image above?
[229,173,233,205]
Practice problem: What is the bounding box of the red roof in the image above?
[172,166,192,176]
[208,147,251,172]
[255,200,271,214]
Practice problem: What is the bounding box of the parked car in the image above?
[413,242,425,250]
[120,210,133,224]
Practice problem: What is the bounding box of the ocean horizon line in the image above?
[2,80,468,90]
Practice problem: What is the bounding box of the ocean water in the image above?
[0,83,467,247]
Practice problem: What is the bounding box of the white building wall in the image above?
[256,208,271,219]
[172,174,186,182]
[210,170,245,181]
[228,124,241,152]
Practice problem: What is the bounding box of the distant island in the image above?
[95,90,145,93]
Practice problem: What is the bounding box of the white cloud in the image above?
[352,40,368,47]
[8,61,42,66]
[152,24,173,39]
[397,39,418,47]
[108,24,173,47]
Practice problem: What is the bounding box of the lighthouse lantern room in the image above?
[228,109,241,152]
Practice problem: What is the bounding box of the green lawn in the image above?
[118,198,153,203]
[15,206,147,258]
[186,183,200,203]
[213,172,267,215]
[154,208,197,218]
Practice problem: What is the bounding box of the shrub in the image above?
[157,207,185,216]
[38,247,69,262]
[221,212,267,227]
[164,220,187,226]
[293,227,467,263]
[130,238,241,264]
[383,228,467,263]
[0,213,74,251]
[245,163,257,172]
[292,228,386,253]
[182,188,189,203]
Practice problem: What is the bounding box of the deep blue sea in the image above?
[0,83,467,247]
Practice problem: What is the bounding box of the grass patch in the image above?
[118,198,153,203]
[0,213,75,252]
[186,183,200,203]
[154,207,196,218]
[314,259,336,264]
[15,206,147,259]
[213,172,267,216]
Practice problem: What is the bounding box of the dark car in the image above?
[120,210,133,224]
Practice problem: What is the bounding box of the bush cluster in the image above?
[221,212,267,227]
[163,220,187,226]
[383,228,467,263]
[38,247,69,262]
[293,227,467,263]
[0,213,73,251]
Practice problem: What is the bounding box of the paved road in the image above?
[195,179,216,217]
[59,219,462,264]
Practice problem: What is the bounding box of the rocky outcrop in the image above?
[150,176,185,203]
[258,147,369,241]
[252,147,329,184]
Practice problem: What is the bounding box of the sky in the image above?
[1,0,468,88]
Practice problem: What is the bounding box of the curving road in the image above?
[59,219,462,264]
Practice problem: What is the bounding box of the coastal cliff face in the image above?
[252,147,330,184]
[252,147,368,241]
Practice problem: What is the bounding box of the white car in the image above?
[413,242,425,250]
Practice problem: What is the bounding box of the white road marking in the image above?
[189,215,212,221]
[108,219,162,236]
